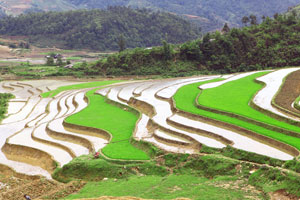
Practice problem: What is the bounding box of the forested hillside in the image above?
[0,7,200,50]
[66,0,300,31]
[1,0,299,31]
[73,13,300,76]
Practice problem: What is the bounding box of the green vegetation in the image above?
[55,151,300,198]
[0,7,200,51]
[66,0,300,32]
[41,80,120,98]
[79,13,300,76]
[11,65,60,79]
[173,77,300,150]
[65,89,149,160]
[249,167,300,196]
[198,72,300,132]
[65,175,259,200]
[66,57,82,60]
[0,93,14,122]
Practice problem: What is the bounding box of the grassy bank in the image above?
[0,93,14,122]
[173,78,300,150]
[65,175,261,200]
[54,151,300,199]
[65,89,149,160]
[41,80,121,98]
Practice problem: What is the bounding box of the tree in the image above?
[222,23,230,33]
[46,57,54,66]
[56,57,63,66]
[242,16,249,26]
[118,34,126,52]
[162,40,172,60]
[250,15,257,25]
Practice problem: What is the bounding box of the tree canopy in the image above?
[0,7,201,50]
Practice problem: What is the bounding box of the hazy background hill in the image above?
[67,0,300,31]
[1,0,300,31]
[0,7,200,50]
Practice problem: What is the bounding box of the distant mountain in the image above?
[1,0,300,31]
[0,7,201,50]
[65,0,300,31]
[0,0,75,16]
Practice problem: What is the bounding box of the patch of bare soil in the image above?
[207,178,262,200]
[274,70,300,115]
[270,189,300,200]
[0,175,85,200]
[73,198,190,200]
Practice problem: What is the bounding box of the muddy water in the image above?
[0,80,92,177]
[254,68,300,121]
[6,101,25,116]
[34,123,89,157]
[107,85,127,105]
[134,114,150,140]
[156,76,219,99]
[133,77,226,148]
[118,82,146,102]
[199,71,261,90]
[133,81,155,96]
[8,127,73,166]
[170,114,293,160]
[48,118,107,151]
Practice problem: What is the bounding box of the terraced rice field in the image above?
[1,68,300,178]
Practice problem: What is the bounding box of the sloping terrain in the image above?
[0,0,75,15]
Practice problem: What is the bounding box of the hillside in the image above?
[0,0,75,16]
[0,7,201,50]
[67,13,300,77]
[66,0,300,31]
[1,0,300,31]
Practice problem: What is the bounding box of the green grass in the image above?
[173,76,300,151]
[65,89,149,160]
[198,71,300,132]
[0,93,14,122]
[41,80,121,98]
[66,57,82,60]
[65,174,261,200]
[39,50,76,55]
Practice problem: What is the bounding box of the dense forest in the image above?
[0,7,201,50]
[65,0,300,31]
[69,13,300,77]
[1,0,299,31]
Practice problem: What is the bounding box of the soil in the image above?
[274,70,300,115]
[73,198,190,200]
[0,174,86,200]
[269,189,300,200]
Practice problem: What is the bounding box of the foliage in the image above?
[249,167,300,196]
[85,14,300,76]
[0,7,200,51]
[66,0,300,32]
[0,93,14,122]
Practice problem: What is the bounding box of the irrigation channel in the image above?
[0,70,299,178]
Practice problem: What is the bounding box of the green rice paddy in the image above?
[198,72,300,133]
[41,80,121,98]
[173,76,300,151]
[65,175,261,200]
[65,89,149,160]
